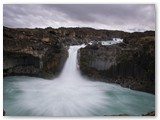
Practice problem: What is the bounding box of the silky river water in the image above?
[3,45,155,116]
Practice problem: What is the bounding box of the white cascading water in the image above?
[4,44,155,116]
[58,45,86,84]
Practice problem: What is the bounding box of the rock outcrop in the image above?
[4,26,155,94]
[3,27,68,78]
[108,111,155,116]
[47,27,129,45]
[78,31,155,94]
[142,111,155,116]
[3,109,5,116]
[3,26,129,78]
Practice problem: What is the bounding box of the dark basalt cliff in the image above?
[3,26,155,94]
[3,26,128,78]
[78,31,155,94]
[3,27,68,78]
[46,27,129,45]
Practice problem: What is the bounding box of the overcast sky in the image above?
[3,4,155,32]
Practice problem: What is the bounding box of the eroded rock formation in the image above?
[3,26,128,78]
[3,27,68,78]
[78,31,155,94]
[3,26,155,94]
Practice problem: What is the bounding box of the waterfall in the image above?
[58,45,85,83]
[3,45,155,116]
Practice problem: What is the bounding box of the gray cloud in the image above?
[3,4,155,32]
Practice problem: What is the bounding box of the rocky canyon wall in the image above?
[3,26,155,94]
[3,27,68,78]
[78,31,155,94]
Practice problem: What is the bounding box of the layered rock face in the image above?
[4,26,155,94]
[48,27,129,45]
[3,26,128,78]
[79,31,155,94]
[3,27,68,78]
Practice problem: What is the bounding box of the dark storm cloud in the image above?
[3,4,155,32]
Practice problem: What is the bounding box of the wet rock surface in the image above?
[79,31,155,94]
[142,111,155,116]
[108,111,155,116]
[3,109,5,116]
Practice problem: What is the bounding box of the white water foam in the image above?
[3,45,155,116]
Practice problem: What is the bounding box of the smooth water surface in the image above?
[3,45,155,116]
